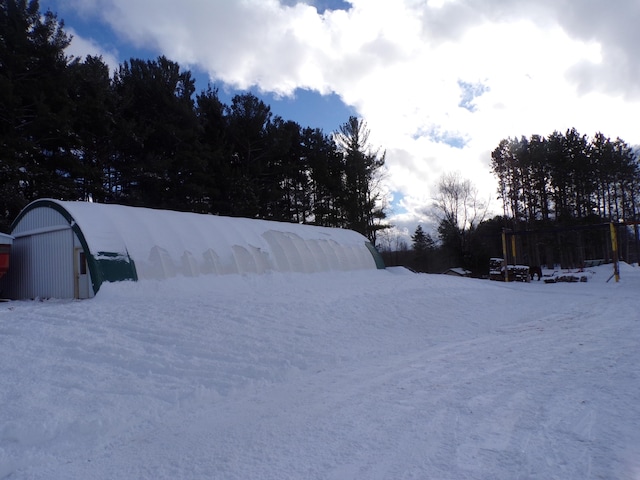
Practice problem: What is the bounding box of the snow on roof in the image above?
[51,200,378,280]
[0,232,13,245]
[443,267,471,276]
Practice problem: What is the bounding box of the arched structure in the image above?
[3,199,384,299]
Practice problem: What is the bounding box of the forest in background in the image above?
[387,131,640,276]
[0,0,388,243]
[3,1,640,277]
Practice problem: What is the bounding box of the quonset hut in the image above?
[1,199,385,299]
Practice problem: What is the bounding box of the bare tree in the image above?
[432,172,488,232]
[429,172,489,267]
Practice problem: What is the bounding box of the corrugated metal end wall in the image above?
[6,206,90,300]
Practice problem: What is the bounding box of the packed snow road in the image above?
[1,265,639,479]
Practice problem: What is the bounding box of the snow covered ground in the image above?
[1,263,639,479]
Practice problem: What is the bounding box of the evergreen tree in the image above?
[195,86,233,215]
[0,0,75,229]
[302,127,343,227]
[67,55,115,202]
[225,93,273,217]
[267,118,310,222]
[111,56,201,210]
[334,116,388,244]
[411,224,434,272]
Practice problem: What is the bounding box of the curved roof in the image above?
[12,199,383,293]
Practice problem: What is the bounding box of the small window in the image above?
[79,251,87,275]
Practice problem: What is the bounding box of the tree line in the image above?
[396,129,640,276]
[489,129,640,269]
[0,0,388,243]
[491,128,639,227]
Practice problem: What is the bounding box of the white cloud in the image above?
[59,0,640,239]
[65,28,120,73]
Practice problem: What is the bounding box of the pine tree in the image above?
[0,0,75,229]
[225,93,273,217]
[411,225,428,252]
[303,127,343,227]
[111,56,201,210]
[195,86,233,215]
[266,118,310,222]
[334,116,388,244]
[411,224,434,272]
[67,55,115,202]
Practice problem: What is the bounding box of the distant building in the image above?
[442,267,472,277]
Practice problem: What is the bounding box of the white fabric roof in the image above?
[55,201,377,280]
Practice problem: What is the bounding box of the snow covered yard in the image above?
[1,264,639,479]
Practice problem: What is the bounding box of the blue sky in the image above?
[42,0,356,133]
[39,0,640,241]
